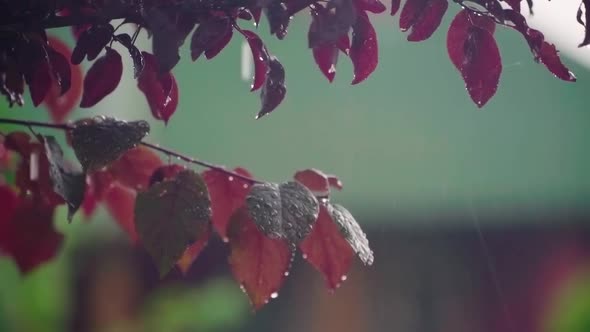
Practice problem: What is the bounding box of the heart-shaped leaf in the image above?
[135,170,211,276]
[70,117,150,172]
[228,207,292,310]
[246,181,319,244]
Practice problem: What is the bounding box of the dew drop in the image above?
[302,253,308,260]
[328,64,336,74]
[243,184,248,189]
[228,176,234,181]
[284,271,290,276]
[270,292,278,299]
[239,284,246,293]
[340,275,348,281]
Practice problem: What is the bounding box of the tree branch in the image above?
[0,118,262,184]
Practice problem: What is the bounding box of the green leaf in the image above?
[43,136,86,222]
[70,116,149,172]
[246,181,319,244]
[135,170,211,276]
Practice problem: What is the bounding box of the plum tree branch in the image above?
[0,117,262,184]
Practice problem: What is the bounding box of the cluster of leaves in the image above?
[0,0,585,124]
[0,117,373,309]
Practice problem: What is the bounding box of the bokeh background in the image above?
[1,2,590,332]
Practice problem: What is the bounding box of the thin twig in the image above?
[0,118,262,184]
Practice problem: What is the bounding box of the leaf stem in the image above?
[0,117,263,184]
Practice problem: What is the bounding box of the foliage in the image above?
[0,0,586,310]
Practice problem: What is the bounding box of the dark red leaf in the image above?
[81,175,98,219]
[447,10,502,107]
[337,35,351,54]
[81,170,115,218]
[114,34,145,78]
[191,18,232,61]
[308,2,355,49]
[176,227,211,275]
[109,146,163,191]
[391,0,401,15]
[204,25,233,60]
[137,52,179,124]
[400,0,448,42]
[504,0,521,12]
[240,30,268,91]
[46,38,71,96]
[294,169,330,196]
[71,24,114,64]
[258,56,286,119]
[227,208,292,310]
[300,204,354,290]
[80,47,123,108]
[104,183,138,243]
[0,185,18,227]
[534,42,576,82]
[350,10,378,85]
[44,36,83,123]
[252,8,263,26]
[28,56,52,107]
[0,196,63,274]
[265,0,291,39]
[313,44,339,82]
[203,167,253,240]
[1,62,25,107]
[355,0,387,13]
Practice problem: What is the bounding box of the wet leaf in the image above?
[308,1,356,48]
[265,0,291,39]
[191,18,232,61]
[70,116,150,172]
[246,181,319,244]
[327,203,373,265]
[356,0,387,13]
[80,47,123,108]
[71,24,114,64]
[204,23,233,60]
[391,0,401,15]
[135,170,212,276]
[294,168,330,196]
[350,10,378,85]
[203,167,253,239]
[447,10,501,107]
[399,0,448,42]
[240,30,268,92]
[137,52,179,124]
[114,33,145,78]
[149,164,186,187]
[300,204,354,289]
[228,208,292,310]
[258,56,286,119]
[534,42,576,82]
[43,136,86,222]
[312,44,339,82]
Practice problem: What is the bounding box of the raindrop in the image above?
[241,40,252,82]
[222,236,229,243]
[270,292,279,299]
[340,275,347,281]
[328,64,336,74]
[243,184,248,189]
[284,271,290,276]
[239,284,246,293]
[228,176,234,181]
[302,253,308,259]
[29,151,39,181]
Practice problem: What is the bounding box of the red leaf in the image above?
[176,227,211,275]
[534,42,576,82]
[447,10,502,107]
[203,167,253,240]
[327,175,344,190]
[81,171,115,219]
[294,169,330,196]
[191,18,232,61]
[71,24,114,64]
[391,0,401,15]
[80,47,123,108]
[400,0,448,42]
[137,52,179,124]
[355,0,387,13]
[205,25,233,60]
[28,57,52,107]
[109,146,163,191]
[228,208,292,310]
[44,36,83,123]
[0,195,63,274]
[241,30,268,91]
[0,185,18,227]
[350,11,378,85]
[104,184,138,243]
[81,175,98,218]
[313,44,339,82]
[300,205,354,290]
